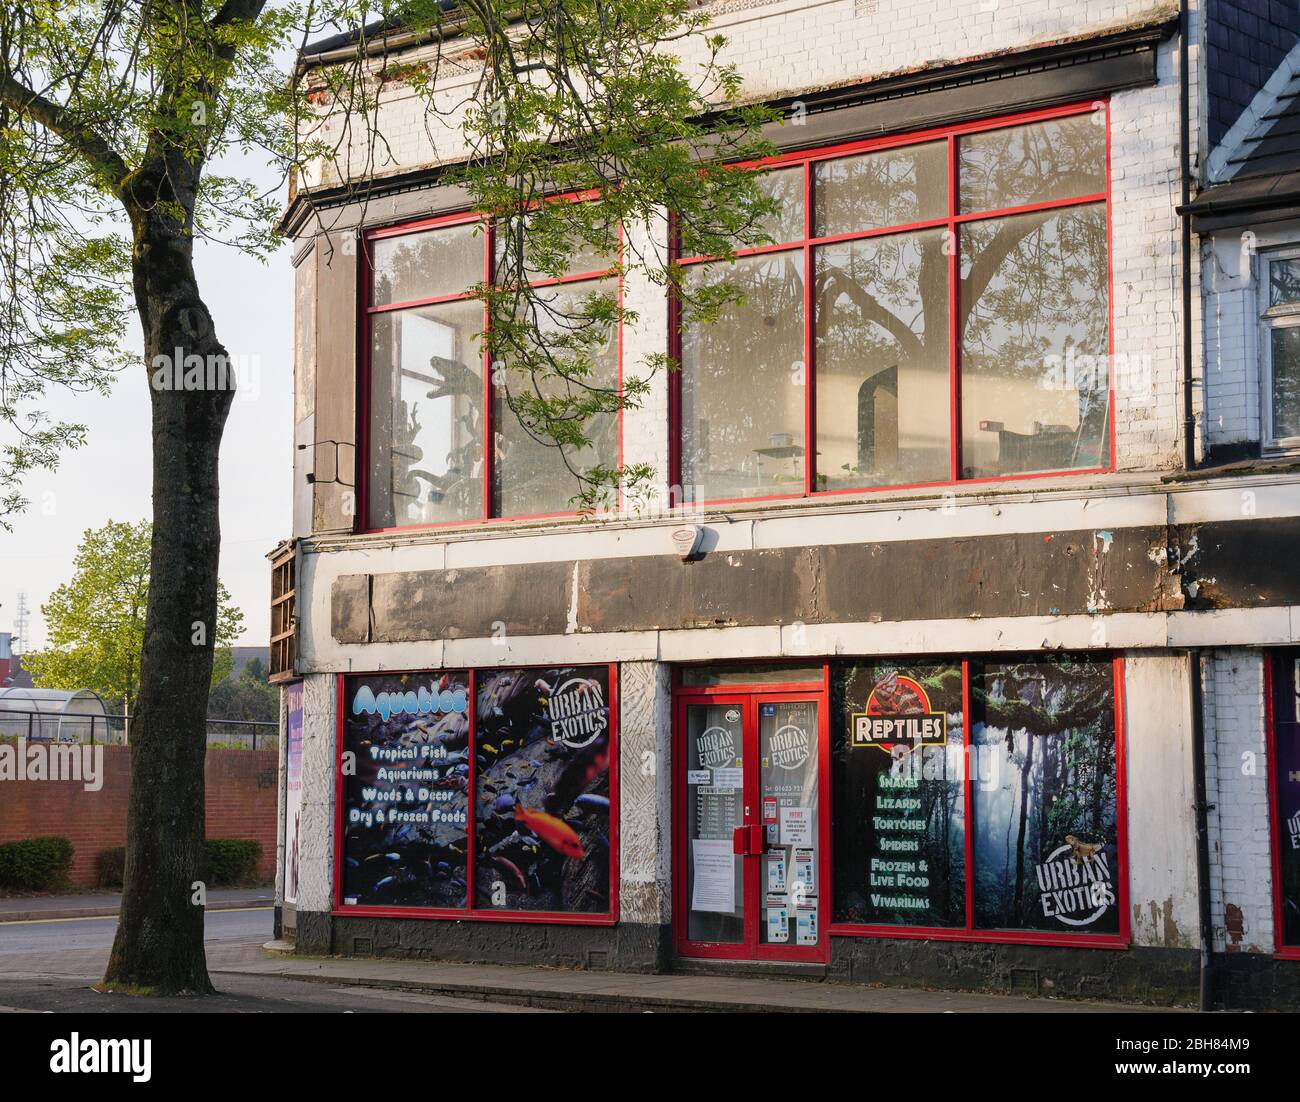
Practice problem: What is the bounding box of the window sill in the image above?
[332,904,619,927]
[829,923,1128,950]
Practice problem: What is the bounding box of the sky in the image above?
[0,221,293,652]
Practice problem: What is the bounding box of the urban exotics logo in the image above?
[544,677,608,749]
[1289,809,1300,851]
[697,725,737,769]
[851,672,946,752]
[770,724,810,770]
[1034,836,1115,926]
[352,680,468,722]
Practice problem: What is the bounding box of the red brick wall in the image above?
[0,745,278,887]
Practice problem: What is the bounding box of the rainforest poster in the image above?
[971,657,1119,934]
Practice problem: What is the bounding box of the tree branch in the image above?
[0,73,132,200]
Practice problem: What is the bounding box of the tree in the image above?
[26,519,244,716]
[1,1,774,993]
[208,654,278,724]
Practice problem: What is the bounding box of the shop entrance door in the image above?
[674,689,827,962]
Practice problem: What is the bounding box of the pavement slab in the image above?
[218,953,1178,1013]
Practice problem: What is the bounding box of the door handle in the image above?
[732,825,765,856]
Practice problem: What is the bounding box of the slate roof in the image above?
[1186,65,1300,228]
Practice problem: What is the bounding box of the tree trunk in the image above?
[103,204,234,995]
[1011,731,1036,925]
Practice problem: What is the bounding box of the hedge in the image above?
[205,839,262,886]
[95,846,126,889]
[0,836,74,891]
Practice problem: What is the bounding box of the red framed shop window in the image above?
[828,653,1129,950]
[671,100,1116,508]
[1266,650,1300,958]
[358,202,624,533]
[333,664,619,925]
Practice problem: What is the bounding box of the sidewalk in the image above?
[219,952,1173,1013]
[0,888,272,923]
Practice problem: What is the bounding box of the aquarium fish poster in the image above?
[474,666,613,914]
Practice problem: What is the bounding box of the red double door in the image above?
[673,689,829,962]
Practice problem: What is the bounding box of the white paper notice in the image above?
[766,907,790,943]
[796,907,818,945]
[766,853,787,894]
[793,847,815,893]
[690,839,736,914]
[780,806,813,845]
[687,770,711,785]
[713,767,743,790]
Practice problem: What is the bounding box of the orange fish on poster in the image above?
[514,806,585,860]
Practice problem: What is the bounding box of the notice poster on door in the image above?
[792,847,815,895]
[691,838,736,914]
[766,852,787,894]
[780,806,812,845]
[766,905,790,943]
[796,905,818,946]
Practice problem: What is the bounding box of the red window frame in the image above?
[819,655,1129,949]
[357,201,625,533]
[1266,649,1300,959]
[332,664,620,926]
[670,100,1117,508]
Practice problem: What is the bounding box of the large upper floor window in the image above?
[1261,248,1300,452]
[363,213,619,530]
[676,104,1111,504]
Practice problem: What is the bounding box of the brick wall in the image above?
[1203,649,1275,953]
[0,746,278,888]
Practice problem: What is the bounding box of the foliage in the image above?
[204,839,262,886]
[24,519,244,706]
[95,846,127,889]
[0,835,74,890]
[208,653,278,723]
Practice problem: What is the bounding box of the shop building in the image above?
[270,0,1300,1009]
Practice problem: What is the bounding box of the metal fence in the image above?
[0,709,278,750]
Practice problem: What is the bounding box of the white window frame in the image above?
[1260,244,1300,454]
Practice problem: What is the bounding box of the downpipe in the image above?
[1189,647,1215,1011]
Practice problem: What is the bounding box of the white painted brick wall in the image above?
[1202,222,1300,450]
[1202,649,1274,953]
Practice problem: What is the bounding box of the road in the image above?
[0,907,543,1013]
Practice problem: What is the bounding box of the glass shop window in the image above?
[339,666,616,919]
[676,106,1111,503]
[831,653,1124,941]
[363,211,620,530]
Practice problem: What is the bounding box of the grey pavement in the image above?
[0,887,272,922]
[0,907,543,1013]
[222,952,1172,1014]
[0,904,1180,1013]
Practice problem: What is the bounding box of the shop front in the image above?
[325,652,1131,978]
[673,655,1126,968]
